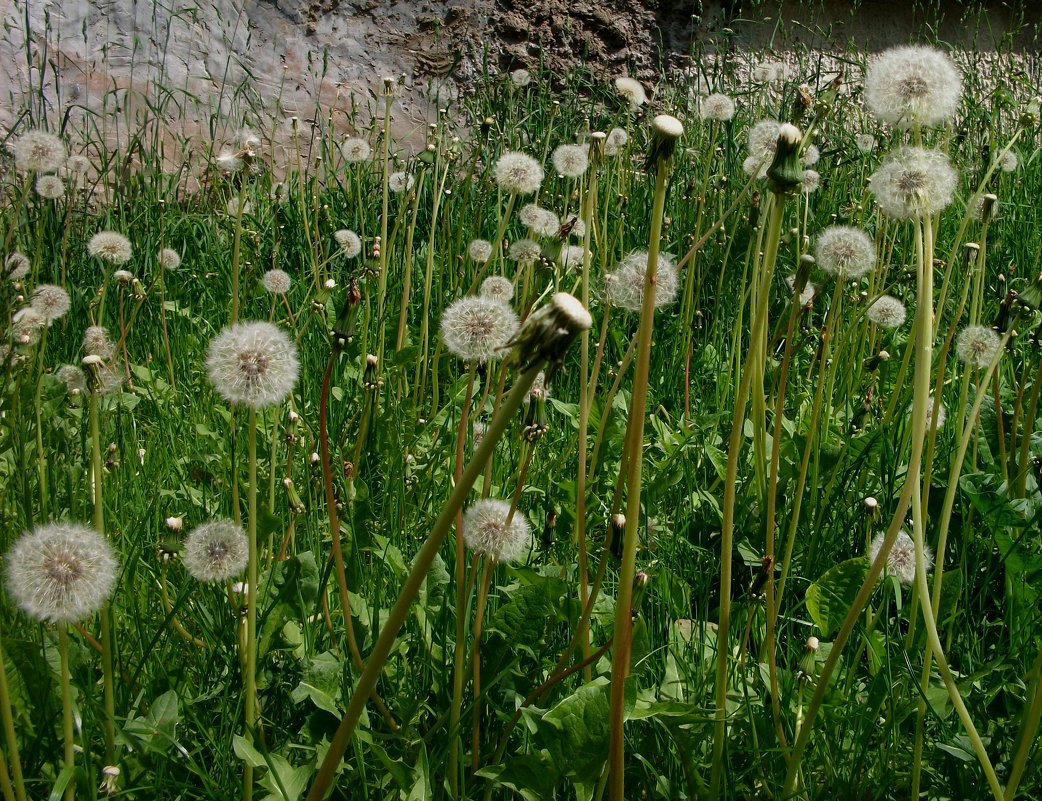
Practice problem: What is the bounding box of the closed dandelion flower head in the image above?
[998,150,1018,172]
[440,296,519,363]
[699,93,736,121]
[815,226,875,280]
[88,231,132,265]
[183,520,248,583]
[604,251,679,311]
[158,248,181,270]
[520,204,560,237]
[865,45,962,129]
[956,324,1001,368]
[604,127,629,156]
[866,295,907,328]
[508,238,542,263]
[801,169,821,193]
[35,175,66,199]
[341,137,372,163]
[334,229,362,258]
[56,365,87,395]
[855,134,877,153]
[12,130,66,173]
[31,284,71,324]
[462,499,532,563]
[494,151,544,195]
[206,321,300,408]
[551,144,589,178]
[468,239,493,264]
[869,146,957,219]
[6,522,118,623]
[614,77,647,110]
[869,530,928,586]
[480,276,514,303]
[5,252,30,281]
[262,269,292,295]
[388,171,414,193]
[510,68,531,87]
[83,326,116,360]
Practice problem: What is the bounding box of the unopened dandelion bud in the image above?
[631,571,651,616]
[283,478,305,514]
[310,452,320,464]
[646,114,684,171]
[964,242,980,268]
[1019,100,1039,127]
[766,123,804,195]
[331,279,361,349]
[979,193,998,225]
[864,352,889,371]
[82,354,105,392]
[508,292,592,373]
[363,354,382,391]
[522,394,549,441]
[863,497,880,521]
[797,635,819,682]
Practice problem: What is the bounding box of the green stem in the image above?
[1005,645,1042,800]
[243,408,258,801]
[58,625,75,801]
[34,329,49,519]
[0,640,27,801]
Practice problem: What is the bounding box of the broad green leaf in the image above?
[806,557,870,637]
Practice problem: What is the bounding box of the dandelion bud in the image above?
[310,452,321,464]
[631,571,651,616]
[82,354,105,392]
[283,478,305,514]
[331,279,361,349]
[863,497,879,520]
[166,516,184,532]
[766,123,804,195]
[508,292,591,373]
[363,354,382,391]
[964,242,981,268]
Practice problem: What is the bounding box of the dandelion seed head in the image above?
[334,230,362,258]
[801,144,820,166]
[998,150,1018,173]
[468,239,493,263]
[956,324,1002,368]
[206,321,299,408]
[869,530,929,586]
[508,238,542,263]
[88,231,133,265]
[869,147,958,219]
[970,193,999,223]
[560,245,588,269]
[510,68,531,87]
[742,155,768,179]
[752,61,791,84]
[865,45,962,129]
[64,155,92,175]
[342,137,372,163]
[493,151,544,195]
[262,269,292,295]
[604,251,679,311]
[855,134,877,153]
[12,130,66,173]
[604,127,629,156]
[158,248,181,270]
[388,171,414,193]
[480,276,514,302]
[520,204,560,237]
[35,175,65,199]
[614,77,647,110]
[6,522,117,623]
[226,197,251,216]
[551,144,589,178]
[815,226,875,280]
[801,169,821,193]
[866,295,907,328]
[926,396,946,430]
[56,365,87,395]
[786,275,816,307]
[83,326,116,360]
[462,499,532,563]
[5,252,30,281]
[182,520,249,583]
[567,217,586,239]
[440,296,519,363]
[12,308,45,344]
[748,119,782,162]
[31,284,71,324]
[216,151,243,173]
[699,93,736,122]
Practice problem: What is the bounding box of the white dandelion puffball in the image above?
[12,130,67,173]
[467,239,493,264]
[855,134,877,153]
[64,154,91,176]
[801,144,820,166]
[56,365,87,395]
[31,284,71,324]
[5,252,30,281]
[998,150,1018,173]
[699,93,736,122]
[88,231,133,265]
[12,308,45,345]
[560,245,587,270]
[226,197,251,217]
[866,295,907,328]
[520,204,560,237]
[510,68,531,87]
[342,137,372,163]
[956,325,1002,368]
[869,147,958,219]
[801,169,821,193]
[567,217,586,239]
[865,45,962,129]
[215,151,243,173]
[604,127,629,157]
[752,61,791,84]
[83,326,116,360]
[508,238,542,263]
[743,156,768,179]
[748,119,782,162]
[480,276,515,303]
[35,175,66,199]
[440,296,519,363]
[206,321,300,408]
[262,269,292,295]
[815,226,876,281]
[552,144,589,178]
[925,396,946,430]
[604,251,680,312]
[869,530,930,586]
[614,77,648,110]
[6,522,118,623]
[388,171,414,193]
[462,499,532,563]
[494,151,544,195]
[182,520,249,583]
[334,229,362,258]
[158,248,182,270]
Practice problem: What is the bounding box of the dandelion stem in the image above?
[58,625,75,801]
[243,407,259,801]
[0,640,26,801]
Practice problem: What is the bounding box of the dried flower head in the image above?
[560,245,588,270]
[752,61,791,84]
[510,68,531,87]
[467,239,493,263]
[604,251,680,311]
[970,193,999,223]
[604,127,629,156]
[699,93,736,122]
[520,204,560,237]
[206,321,300,408]
[508,238,542,263]
[855,134,877,153]
[462,499,532,563]
[388,171,414,193]
[786,275,816,307]
[614,77,647,111]
[866,295,907,328]
[182,520,249,583]
[743,156,768,179]
[342,137,372,163]
[493,151,544,195]
[31,284,71,324]
[956,324,1002,368]
[5,522,118,623]
[83,326,116,360]
[56,365,87,395]
[35,175,66,199]
[88,232,133,265]
[865,45,962,129]
[551,144,589,178]
[12,130,67,173]
[334,230,362,258]
[440,296,519,363]
[869,529,930,586]
[5,252,30,281]
[262,269,292,295]
[815,226,876,281]
[869,147,957,219]
[480,276,514,302]
[158,248,182,270]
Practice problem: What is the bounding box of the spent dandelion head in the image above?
[801,169,821,193]
[815,226,876,281]
[510,68,531,87]
[520,204,560,237]
[786,275,816,307]
[440,296,519,363]
[551,144,589,178]
[603,251,680,311]
[341,137,372,163]
[88,231,132,265]
[388,171,414,193]
[614,77,648,111]
[31,284,71,324]
[508,238,542,263]
[493,151,544,195]
[206,321,300,408]
[956,324,1002,368]
[865,45,962,129]
[866,295,908,328]
[5,252,30,281]
[11,308,45,345]
[699,93,736,122]
[56,364,87,396]
[604,127,629,156]
[262,269,292,295]
[998,150,1018,173]
[468,239,493,264]
[157,248,181,271]
[480,276,514,303]
[869,530,929,586]
[35,175,66,200]
[182,520,249,583]
[334,230,362,258]
[462,499,532,563]
[855,134,877,153]
[83,326,116,360]
[560,245,588,270]
[869,146,957,219]
[5,522,118,623]
[12,130,67,173]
